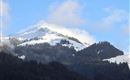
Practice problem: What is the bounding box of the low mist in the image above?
[0,39,14,53]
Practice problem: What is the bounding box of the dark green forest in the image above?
[0,52,129,80]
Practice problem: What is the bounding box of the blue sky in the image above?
[1,0,129,53]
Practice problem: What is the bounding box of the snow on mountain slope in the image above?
[18,33,86,51]
[103,54,130,69]
[14,22,95,51]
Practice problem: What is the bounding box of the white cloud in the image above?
[94,8,128,31]
[0,0,9,17]
[0,37,14,53]
[46,0,85,27]
[0,0,10,28]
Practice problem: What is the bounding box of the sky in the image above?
[0,0,129,53]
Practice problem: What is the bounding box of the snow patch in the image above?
[18,55,26,60]
[103,54,130,69]
[18,35,86,51]
[97,50,103,54]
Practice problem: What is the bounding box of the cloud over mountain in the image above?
[46,0,85,27]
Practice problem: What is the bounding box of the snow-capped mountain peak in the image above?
[14,22,95,51]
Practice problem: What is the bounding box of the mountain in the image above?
[13,22,92,51]
[0,22,127,67]
[0,22,130,80]
[77,41,124,61]
[4,22,125,65]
